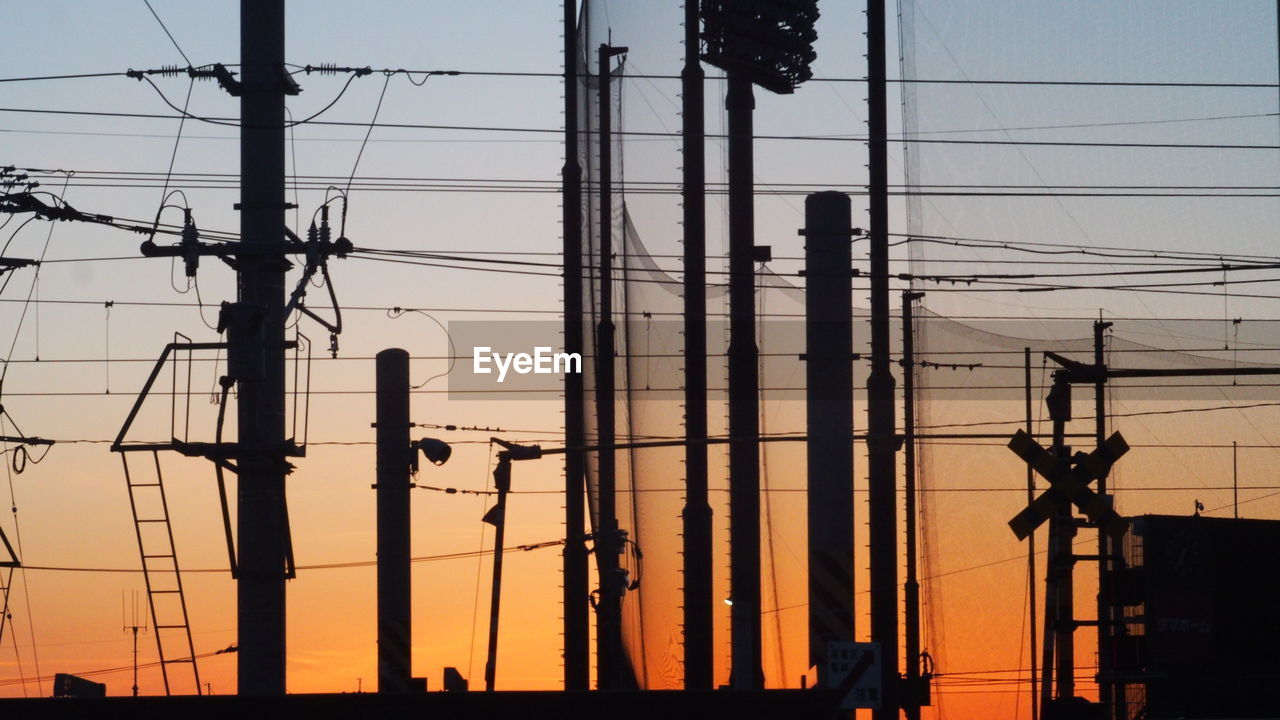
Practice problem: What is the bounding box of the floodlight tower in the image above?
[700,0,819,690]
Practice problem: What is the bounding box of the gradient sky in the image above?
[3,3,1280,719]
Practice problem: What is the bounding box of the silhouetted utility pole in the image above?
[866,1,900,716]
[376,350,411,693]
[596,42,628,691]
[902,290,925,720]
[1025,347,1039,720]
[236,0,292,694]
[123,591,146,697]
[482,438,545,692]
[1234,441,1239,519]
[681,0,713,691]
[483,455,512,692]
[561,0,589,691]
[1046,377,1074,710]
[804,192,856,688]
[1093,320,1116,719]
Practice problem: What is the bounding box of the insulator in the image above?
[318,206,331,245]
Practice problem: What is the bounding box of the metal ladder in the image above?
[1,524,18,647]
[121,451,201,695]
[0,568,12,647]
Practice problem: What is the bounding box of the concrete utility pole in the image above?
[866,0,901,717]
[1093,320,1116,719]
[595,42,628,690]
[375,349,411,693]
[681,0,714,691]
[561,0,590,692]
[236,0,290,695]
[902,290,925,720]
[1025,347,1039,720]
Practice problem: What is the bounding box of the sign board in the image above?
[827,641,880,710]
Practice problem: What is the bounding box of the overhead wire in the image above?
[11,104,1280,150]
[10,66,1280,88]
[141,0,193,68]
[14,538,565,575]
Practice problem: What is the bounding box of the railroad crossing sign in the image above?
[1007,429,1130,540]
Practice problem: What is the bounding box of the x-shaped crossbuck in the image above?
[1007,429,1130,540]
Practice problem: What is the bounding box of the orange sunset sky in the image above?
[5,3,1280,719]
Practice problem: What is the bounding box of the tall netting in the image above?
[577,1,1280,709]
[577,0,692,689]
[574,1,856,689]
[898,3,1280,717]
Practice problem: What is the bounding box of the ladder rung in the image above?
[162,658,195,663]
[150,589,182,594]
[154,624,189,629]
[137,519,169,523]
[142,554,175,559]
[130,483,163,488]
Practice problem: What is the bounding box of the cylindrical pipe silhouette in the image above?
[376,348,412,693]
[804,192,856,684]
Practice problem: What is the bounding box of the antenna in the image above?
[122,590,148,697]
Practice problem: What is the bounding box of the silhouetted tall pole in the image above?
[483,458,512,692]
[375,349,412,694]
[237,0,289,695]
[902,290,924,720]
[805,193,856,688]
[681,0,714,691]
[1045,378,1074,707]
[727,66,763,690]
[562,0,590,691]
[1234,441,1239,519]
[1025,347,1039,720]
[866,1,900,716]
[1094,320,1115,718]
[596,42,627,690]
[699,0,817,689]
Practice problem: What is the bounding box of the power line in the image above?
[8,105,1280,150]
[26,168,1280,193]
[7,381,1280,397]
[0,72,132,84]
[7,67,1279,89]
[141,0,193,67]
[12,539,565,575]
